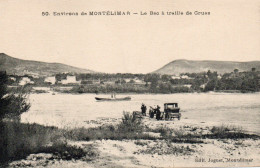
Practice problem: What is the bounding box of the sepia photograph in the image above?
[0,0,259,167]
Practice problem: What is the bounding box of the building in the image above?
[180,75,193,79]
[200,83,207,89]
[60,75,80,85]
[19,77,34,85]
[171,75,181,79]
[9,77,16,81]
[44,76,56,85]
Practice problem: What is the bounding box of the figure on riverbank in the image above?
[141,103,147,116]
[111,93,116,98]
[149,106,154,118]
[155,105,161,120]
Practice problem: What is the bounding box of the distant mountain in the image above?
[0,53,95,76]
[153,59,260,75]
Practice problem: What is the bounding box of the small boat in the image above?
[95,96,131,101]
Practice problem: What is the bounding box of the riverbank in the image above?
[3,113,260,167]
[30,86,260,95]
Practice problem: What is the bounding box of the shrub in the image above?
[0,122,97,164]
[0,122,60,163]
[118,112,143,132]
[63,112,157,141]
[206,125,259,139]
[136,140,195,155]
[0,71,31,121]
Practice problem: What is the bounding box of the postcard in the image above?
[0,0,259,167]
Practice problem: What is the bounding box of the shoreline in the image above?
[30,86,260,95]
[6,115,260,168]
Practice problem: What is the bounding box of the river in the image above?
[21,92,260,134]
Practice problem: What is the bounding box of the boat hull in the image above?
[95,96,131,101]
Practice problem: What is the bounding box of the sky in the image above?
[0,0,259,73]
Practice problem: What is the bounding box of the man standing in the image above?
[141,103,147,116]
[155,105,161,120]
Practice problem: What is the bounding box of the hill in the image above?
[153,59,260,75]
[0,53,95,76]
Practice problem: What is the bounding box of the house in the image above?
[19,77,34,85]
[171,75,181,79]
[9,77,16,81]
[60,75,80,85]
[124,78,132,83]
[183,84,192,88]
[180,75,193,79]
[133,78,146,85]
[44,76,56,85]
[200,83,207,89]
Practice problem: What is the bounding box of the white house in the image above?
[171,75,181,79]
[180,75,192,79]
[9,77,16,81]
[183,84,192,88]
[44,76,56,85]
[61,75,79,85]
[133,78,146,85]
[200,83,207,89]
[19,77,34,86]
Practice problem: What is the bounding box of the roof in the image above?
[164,103,178,105]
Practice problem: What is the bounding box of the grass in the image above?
[0,121,97,165]
[134,140,149,146]
[1,113,259,166]
[63,114,260,144]
[203,125,259,139]
[146,126,203,143]
[145,124,259,143]
[63,112,156,141]
[134,140,195,155]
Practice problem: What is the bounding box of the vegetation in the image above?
[0,71,31,121]
[205,125,259,139]
[67,84,149,94]
[135,140,195,155]
[56,69,260,94]
[1,108,259,165]
[63,113,260,143]
[63,112,155,141]
[146,124,259,143]
[7,68,260,93]
[0,121,97,164]
[0,71,97,165]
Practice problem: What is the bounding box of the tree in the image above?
[144,74,160,92]
[129,79,135,84]
[161,74,170,82]
[121,79,126,84]
[234,69,239,74]
[204,79,217,91]
[0,71,30,121]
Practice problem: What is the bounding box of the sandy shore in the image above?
[8,116,260,168]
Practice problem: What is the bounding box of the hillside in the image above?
[153,59,260,75]
[0,53,95,76]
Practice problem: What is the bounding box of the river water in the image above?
[21,92,260,134]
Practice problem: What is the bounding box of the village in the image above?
[7,71,196,87]
[5,68,260,94]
